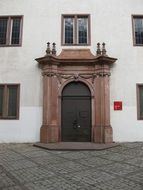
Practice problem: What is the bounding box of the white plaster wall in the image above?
[0,0,143,142]
[0,107,42,143]
[111,106,143,142]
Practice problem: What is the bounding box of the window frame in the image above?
[132,15,143,46]
[61,14,91,46]
[0,84,20,120]
[0,15,23,47]
[137,84,143,120]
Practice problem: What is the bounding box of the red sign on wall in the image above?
[114,101,122,110]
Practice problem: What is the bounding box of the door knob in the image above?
[78,125,80,128]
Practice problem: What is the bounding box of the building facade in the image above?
[0,0,143,143]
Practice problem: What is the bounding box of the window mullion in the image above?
[6,17,11,45]
[9,17,13,45]
[74,16,77,44]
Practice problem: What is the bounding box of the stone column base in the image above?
[104,126,113,143]
[93,126,103,143]
[93,126,113,143]
[40,125,59,143]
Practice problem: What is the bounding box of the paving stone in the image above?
[0,144,11,152]
[1,159,38,171]
[0,151,24,163]
[124,157,143,168]
[121,142,143,149]
[2,186,25,190]
[125,170,143,184]
[63,168,116,186]
[0,143,143,190]
[93,178,143,190]
[49,150,71,155]
[25,177,84,190]
[87,149,113,157]
[56,151,92,160]
[98,152,135,162]
[122,149,143,157]
[8,166,55,183]
[33,155,67,165]
[18,150,52,158]
[6,143,33,149]
[98,162,139,176]
[0,166,16,189]
[45,160,89,174]
[107,145,130,153]
[10,144,42,154]
[75,156,113,168]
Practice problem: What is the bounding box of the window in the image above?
[132,15,143,46]
[62,15,90,45]
[0,84,20,119]
[0,16,23,46]
[137,84,143,120]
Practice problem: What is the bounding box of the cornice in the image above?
[35,43,117,66]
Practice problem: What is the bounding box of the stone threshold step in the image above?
[34,142,119,151]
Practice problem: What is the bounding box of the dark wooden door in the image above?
[61,82,91,142]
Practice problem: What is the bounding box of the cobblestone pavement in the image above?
[0,143,143,190]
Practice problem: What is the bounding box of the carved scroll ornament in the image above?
[42,71,111,84]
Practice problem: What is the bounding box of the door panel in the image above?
[61,96,91,142]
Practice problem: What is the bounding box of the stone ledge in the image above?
[34,142,120,151]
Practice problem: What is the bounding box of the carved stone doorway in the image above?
[36,43,117,144]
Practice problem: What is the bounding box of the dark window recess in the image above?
[133,17,143,45]
[0,18,7,44]
[137,85,143,120]
[11,18,21,45]
[0,86,4,116]
[8,86,18,117]
[62,15,90,45]
[0,84,20,119]
[65,17,73,44]
[139,86,143,117]
[0,16,22,46]
[78,17,88,44]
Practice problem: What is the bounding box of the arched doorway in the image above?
[36,48,116,143]
[61,82,91,142]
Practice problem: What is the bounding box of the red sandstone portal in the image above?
[36,44,117,143]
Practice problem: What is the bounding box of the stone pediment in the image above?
[35,43,117,68]
[57,49,95,60]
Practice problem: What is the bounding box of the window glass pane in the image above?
[139,86,143,117]
[78,17,88,44]
[11,18,21,45]
[134,18,143,45]
[0,86,4,116]
[64,17,73,44]
[0,18,8,44]
[8,86,18,117]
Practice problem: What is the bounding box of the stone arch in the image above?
[58,78,94,98]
